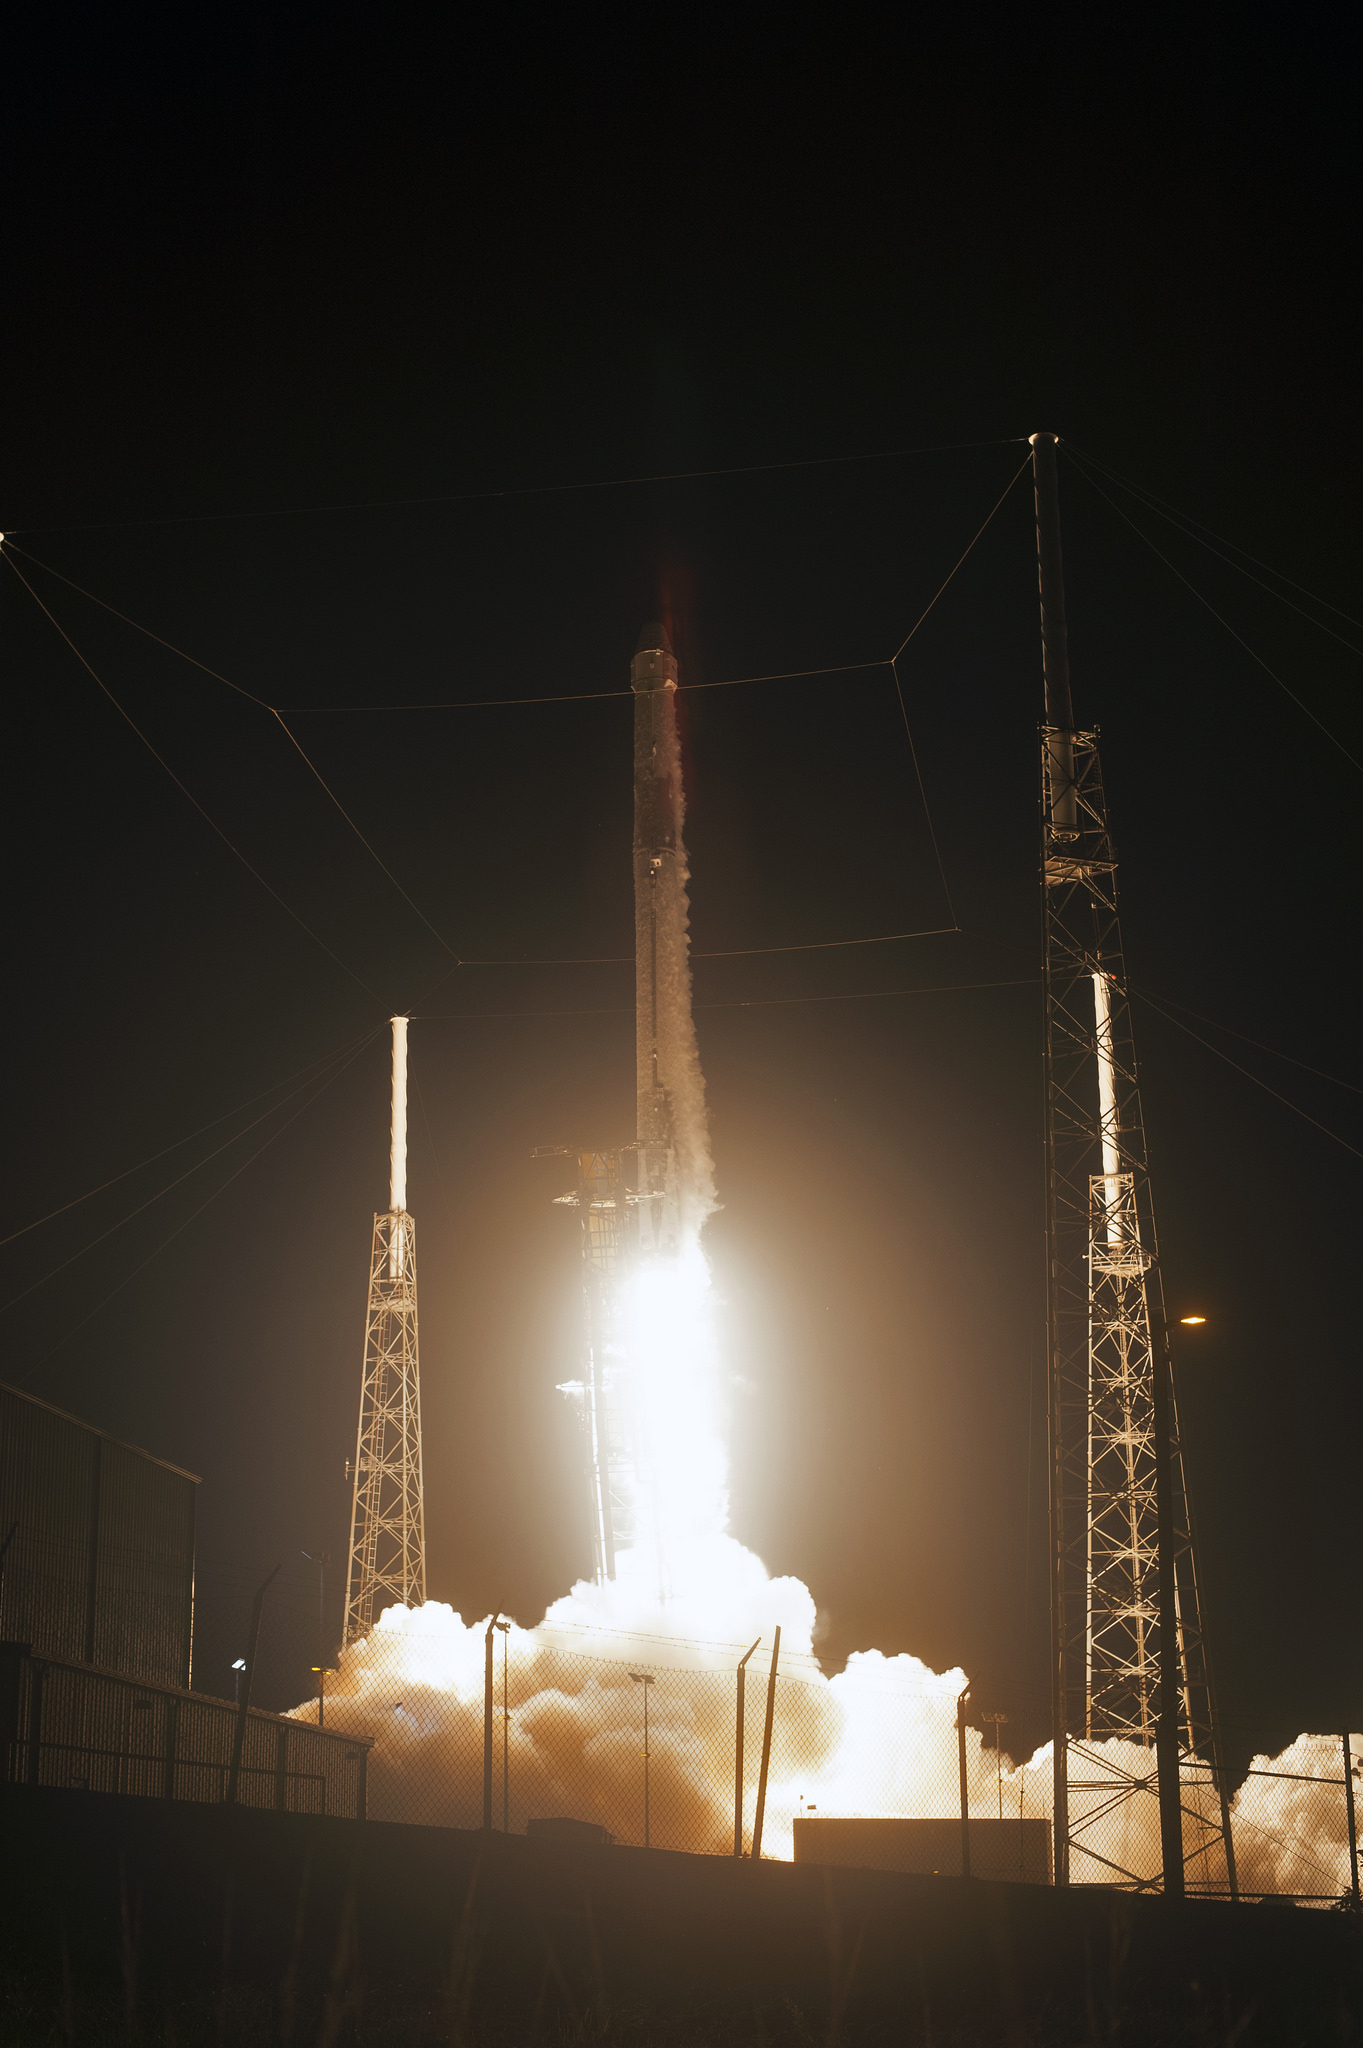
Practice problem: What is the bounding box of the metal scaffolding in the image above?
[554,1147,638,1584]
[345,1018,426,1644]
[1033,435,1234,1894]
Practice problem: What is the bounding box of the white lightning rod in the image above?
[389,1015,408,1279]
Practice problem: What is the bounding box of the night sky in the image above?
[2,11,1358,1773]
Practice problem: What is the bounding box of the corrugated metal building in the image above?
[0,1383,197,1689]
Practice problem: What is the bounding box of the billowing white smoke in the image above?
[298,742,1354,1902]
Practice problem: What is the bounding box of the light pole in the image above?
[982,1711,1009,1821]
[496,1619,510,1832]
[231,1657,246,1707]
[630,1672,655,1847]
[302,1549,331,1697]
[311,1666,337,1729]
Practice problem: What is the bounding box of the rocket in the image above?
[631,622,715,1251]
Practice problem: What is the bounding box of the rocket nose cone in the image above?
[636,619,673,655]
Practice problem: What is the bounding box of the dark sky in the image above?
[2,9,1358,1769]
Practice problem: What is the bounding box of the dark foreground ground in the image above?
[0,1788,1358,2045]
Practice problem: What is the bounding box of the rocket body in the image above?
[631,623,715,1250]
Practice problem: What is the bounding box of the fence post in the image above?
[274,1723,289,1812]
[1344,1732,1360,1910]
[483,1616,497,1832]
[163,1695,179,1802]
[225,1564,280,1805]
[25,1661,44,1787]
[734,1637,761,1857]
[750,1626,781,1861]
[956,1685,971,1878]
[355,1742,368,1822]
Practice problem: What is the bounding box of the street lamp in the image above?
[981,1710,1009,1821]
[310,1666,338,1729]
[231,1657,246,1707]
[302,1549,331,1716]
[630,1672,655,1847]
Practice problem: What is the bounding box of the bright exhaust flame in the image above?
[302,735,1349,1896]
[304,1223,1357,1896]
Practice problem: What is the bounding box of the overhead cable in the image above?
[24,1037,378,1378]
[412,977,1038,1021]
[6,436,1025,538]
[885,453,1034,925]
[1063,442,1363,646]
[1,548,379,993]
[0,1027,386,1316]
[0,1023,387,1249]
[1060,454,1362,775]
[1130,988,1362,1160]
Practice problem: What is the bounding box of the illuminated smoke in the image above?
[298,685,1349,1898]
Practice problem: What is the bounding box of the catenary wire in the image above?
[5,436,1024,538]
[884,452,1033,926]
[1063,442,1363,644]
[270,709,463,960]
[454,925,961,966]
[0,1023,387,1250]
[1,549,379,993]
[0,1028,386,1315]
[412,978,1037,1021]
[26,1037,377,1377]
[5,543,466,966]
[1060,453,1362,774]
[7,458,1021,967]
[284,660,893,713]
[1129,985,1362,1097]
[1130,988,1362,1160]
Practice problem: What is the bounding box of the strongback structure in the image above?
[1032,434,1234,1894]
[554,1148,636,1584]
[345,1016,426,1643]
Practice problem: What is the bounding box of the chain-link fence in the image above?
[287,1617,1361,1907]
[1,1645,371,1818]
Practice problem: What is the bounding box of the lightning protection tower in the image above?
[1032,435,1235,1896]
[345,1016,426,1643]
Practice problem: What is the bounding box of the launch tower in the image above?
[344,1016,427,1642]
[1032,435,1234,1894]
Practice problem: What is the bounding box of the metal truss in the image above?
[344,1209,426,1643]
[554,1149,640,1584]
[1043,727,1235,1892]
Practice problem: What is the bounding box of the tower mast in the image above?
[345,1016,426,1642]
[1032,435,1233,1893]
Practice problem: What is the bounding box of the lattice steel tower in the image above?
[345,1016,426,1643]
[1033,435,1234,1894]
